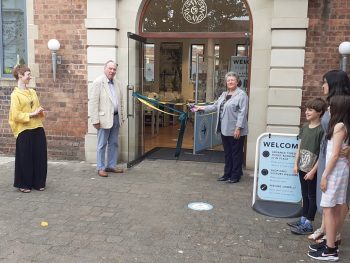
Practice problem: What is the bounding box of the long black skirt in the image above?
[14,127,47,190]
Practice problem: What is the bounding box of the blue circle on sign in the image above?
[188,202,213,211]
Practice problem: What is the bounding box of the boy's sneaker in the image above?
[287,218,304,228]
[290,222,313,235]
[307,246,339,262]
[309,239,327,251]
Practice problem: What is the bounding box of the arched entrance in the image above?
[127,0,252,166]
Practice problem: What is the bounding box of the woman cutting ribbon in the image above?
[194,71,249,183]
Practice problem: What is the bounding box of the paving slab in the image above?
[0,157,349,262]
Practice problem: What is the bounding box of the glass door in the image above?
[127,32,146,167]
[194,54,207,103]
[193,45,225,153]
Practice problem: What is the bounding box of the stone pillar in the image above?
[244,0,309,169]
[267,0,308,134]
[84,0,119,163]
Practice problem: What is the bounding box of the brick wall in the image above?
[0,81,16,155]
[0,0,87,160]
[303,0,350,122]
[34,0,87,160]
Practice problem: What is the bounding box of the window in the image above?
[142,0,249,33]
[159,43,182,92]
[190,44,204,80]
[0,0,27,77]
[236,44,248,56]
[144,44,155,83]
[215,44,220,66]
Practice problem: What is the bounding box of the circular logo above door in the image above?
[182,0,207,24]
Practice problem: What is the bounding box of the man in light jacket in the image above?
[89,60,125,177]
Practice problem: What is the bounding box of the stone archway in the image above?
[85,0,309,169]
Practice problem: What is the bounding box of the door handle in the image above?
[127,84,134,117]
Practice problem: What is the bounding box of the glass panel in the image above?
[195,54,207,103]
[159,42,182,92]
[190,44,204,80]
[142,0,249,33]
[144,43,155,83]
[127,35,144,166]
[214,44,228,99]
[1,0,26,75]
[236,44,248,56]
[214,44,220,66]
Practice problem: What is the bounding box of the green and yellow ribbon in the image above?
[132,92,188,157]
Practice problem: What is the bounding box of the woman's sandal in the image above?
[38,188,45,191]
[19,188,31,193]
[308,228,325,240]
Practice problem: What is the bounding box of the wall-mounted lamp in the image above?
[47,39,61,82]
[338,41,350,72]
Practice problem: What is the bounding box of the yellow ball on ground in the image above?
[40,221,48,227]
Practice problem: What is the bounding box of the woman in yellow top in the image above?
[8,65,47,193]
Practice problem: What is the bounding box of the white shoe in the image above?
[308,227,324,240]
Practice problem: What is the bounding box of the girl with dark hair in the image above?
[307,70,350,242]
[8,65,47,193]
[308,95,350,261]
[323,70,350,102]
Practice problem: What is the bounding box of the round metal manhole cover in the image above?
[188,202,213,211]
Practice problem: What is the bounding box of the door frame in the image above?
[127,32,148,167]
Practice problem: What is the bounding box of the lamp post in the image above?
[47,39,61,82]
[338,41,350,72]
